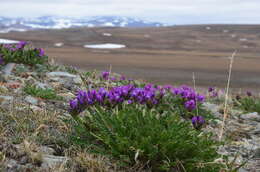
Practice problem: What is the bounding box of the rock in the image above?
[0,95,13,105]
[30,105,43,113]
[2,63,16,75]
[254,148,260,158]
[46,72,77,78]
[35,82,51,90]
[240,112,260,122]
[41,154,68,169]
[25,96,38,105]
[251,124,260,135]
[238,168,249,172]
[39,146,55,155]
[202,102,222,117]
[73,76,83,85]
[0,85,9,93]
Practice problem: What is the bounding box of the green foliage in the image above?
[234,96,260,113]
[70,104,222,171]
[24,84,63,100]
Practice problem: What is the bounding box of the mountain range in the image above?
[0,16,168,33]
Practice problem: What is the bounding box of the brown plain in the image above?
[1,25,260,91]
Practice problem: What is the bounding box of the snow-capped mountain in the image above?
[0,16,168,33]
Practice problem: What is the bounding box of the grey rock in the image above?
[41,154,68,169]
[238,168,249,172]
[35,82,51,90]
[0,96,13,105]
[240,112,260,122]
[39,146,55,155]
[73,76,83,85]
[2,63,16,75]
[25,96,38,105]
[46,72,77,78]
[254,148,260,158]
[202,102,222,117]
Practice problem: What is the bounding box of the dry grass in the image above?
[0,97,116,171]
[219,51,236,141]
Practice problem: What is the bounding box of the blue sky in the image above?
[1,0,260,24]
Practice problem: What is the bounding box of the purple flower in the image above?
[191,116,205,129]
[163,85,173,90]
[208,87,214,92]
[184,100,196,111]
[246,91,252,97]
[127,100,133,104]
[0,54,4,65]
[102,71,110,80]
[69,99,78,110]
[210,91,218,98]
[34,48,45,57]
[110,76,117,81]
[120,75,126,80]
[196,95,205,102]
[38,48,45,57]
[16,41,27,49]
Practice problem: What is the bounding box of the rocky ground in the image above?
[0,63,259,171]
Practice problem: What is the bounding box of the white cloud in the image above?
[1,0,260,24]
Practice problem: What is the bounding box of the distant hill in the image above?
[0,16,168,33]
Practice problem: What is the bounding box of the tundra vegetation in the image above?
[0,42,259,171]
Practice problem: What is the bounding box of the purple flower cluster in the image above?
[171,85,205,111]
[2,41,28,52]
[208,87,218,98]
[100,71,130,82]
[191,116,205,129]
[34,48,45,57]
[101,71,110,80]
[69,84,206,115]
[69,84,168,115]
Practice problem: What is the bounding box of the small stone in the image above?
[30,105,43,113]
[73,76,83,85]
[41,154,68,169]
[240,112,260,122]
[202,102,222,117]
[238,168,248,172]
[253,148,260,158]
[0,85,9,93]
[35,82,51,90]
[25,96,38,105]
[0,95,13,105]
[39,146,55,155]
[2,63,16,75]
[47,72,77,78]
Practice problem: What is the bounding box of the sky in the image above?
[1,0,260,24]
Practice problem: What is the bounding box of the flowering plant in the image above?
[69,84,205,119]
[0,41,48,65]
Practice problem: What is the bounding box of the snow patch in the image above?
[223,30,229,33]
[104,22,114,27]
[84,43,126,49]
[206,26,211,30]
[54,42,64,47]
[144,34,150,38]
[240,38,248,42]
[103,33,112,36]
[231,34,236,38]
[0,38,19,44]
[0,28,27,33]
